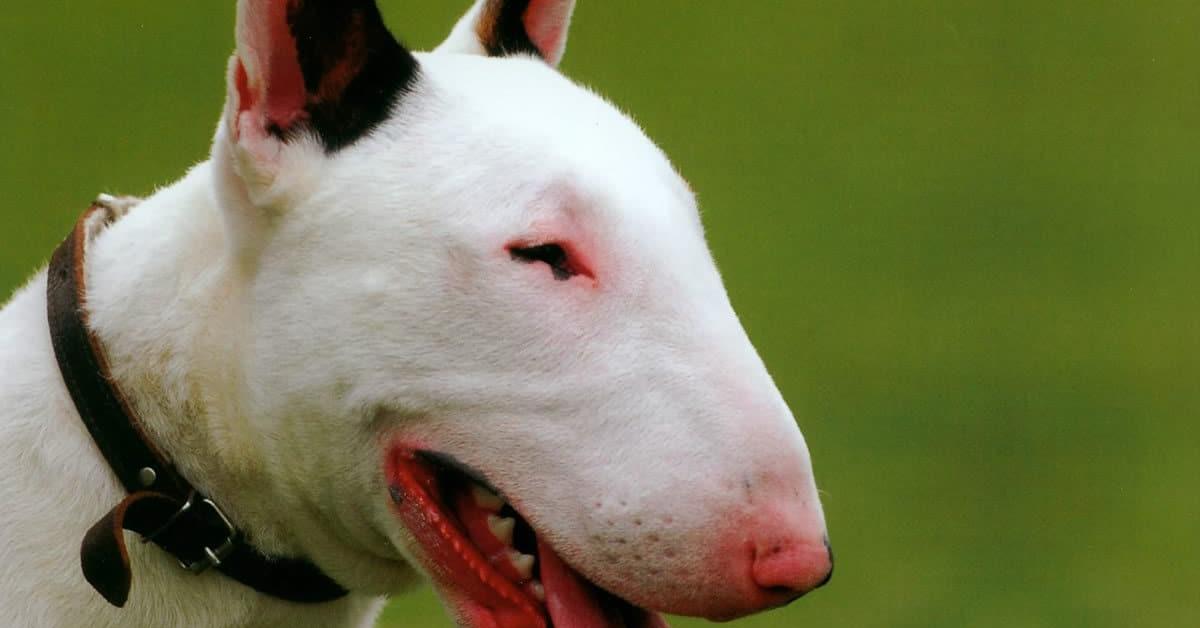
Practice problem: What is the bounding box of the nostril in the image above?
[763,585,803,598]
[750,539,833,598]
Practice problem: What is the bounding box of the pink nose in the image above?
[751,536,834,597]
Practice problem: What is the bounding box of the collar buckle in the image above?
[143,492,238,574]
[181,497,238,573]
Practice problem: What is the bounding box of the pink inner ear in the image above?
[236,0,309,137]
[522,0,572,64]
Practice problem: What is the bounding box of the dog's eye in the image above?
[509,243,579,281]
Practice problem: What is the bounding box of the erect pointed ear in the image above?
[214,0,418,258]
[227,0,418,156]
[437,0,576,67]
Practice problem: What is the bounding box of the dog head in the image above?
[210,1,830,625]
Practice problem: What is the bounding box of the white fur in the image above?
[0,3,827,627]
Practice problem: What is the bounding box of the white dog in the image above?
[0,1,832,627]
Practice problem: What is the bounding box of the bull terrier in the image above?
[0,1,832,626]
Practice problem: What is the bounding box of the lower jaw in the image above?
[385,447,668,628]
[446,585,667,628]
[442,577,668,628]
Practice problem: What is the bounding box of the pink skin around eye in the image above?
[556,241,596,281]
[505,208,600,286]
[502,182,606,287]
[505,238,597,283]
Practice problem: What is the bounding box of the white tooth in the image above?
[530,581,545,602]
[510,551,535,580]
[471,485,504,511]
[488,515,516,545]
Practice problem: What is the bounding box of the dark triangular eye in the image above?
[509,244,577,281]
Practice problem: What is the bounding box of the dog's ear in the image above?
[227,0,417,154]
[215,0,418,255]
[438,0,576,67]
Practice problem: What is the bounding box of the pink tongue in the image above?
[537,538,624,628]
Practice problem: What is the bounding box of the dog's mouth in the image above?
[386,448,668,628]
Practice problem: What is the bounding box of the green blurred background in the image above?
[3,2,1198,627]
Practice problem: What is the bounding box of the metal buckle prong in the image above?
[181,498,238,574]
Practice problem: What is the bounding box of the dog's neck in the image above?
[80,162,299,556]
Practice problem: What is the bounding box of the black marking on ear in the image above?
[287,0,419,152]
[478,0,543,59]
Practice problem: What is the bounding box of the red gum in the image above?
[454,490,532,585]
[386,449,547,628]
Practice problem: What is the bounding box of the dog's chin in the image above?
[384,447,669,628]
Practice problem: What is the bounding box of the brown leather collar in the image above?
[46,198,348,607]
